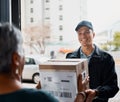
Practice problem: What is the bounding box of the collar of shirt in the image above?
[80,48,95,63]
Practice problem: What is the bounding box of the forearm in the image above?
[96,85,119,98]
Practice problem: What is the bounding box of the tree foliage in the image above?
[100,31,120,51]
[112,32,120,50]
[23,24,51,54]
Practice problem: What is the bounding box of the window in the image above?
[59,15,63,20]
[59,5,63,10]
[30,17,34,22]
[30,8,33,13]
[59,25,63,31]
[45,0,49,3]
[30,0,33,4]
[45,17,50,19]
[45,8,50,10]
[59,35,63,41]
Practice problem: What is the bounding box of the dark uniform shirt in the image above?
[66,44,119,102]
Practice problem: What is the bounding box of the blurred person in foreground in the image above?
[0,23,58,102]
[0,22,88,102]
[66,20,119,102]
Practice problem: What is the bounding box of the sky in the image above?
[87,0,120,32]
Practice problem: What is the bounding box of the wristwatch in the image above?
[77,91,86,101]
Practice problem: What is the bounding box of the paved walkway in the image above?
[109,65,120,102]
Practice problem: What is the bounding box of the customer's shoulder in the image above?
[21,88,50,96]
[23,89,59,102]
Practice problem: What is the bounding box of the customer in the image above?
[0,23,58,102]
[66,20,119,102]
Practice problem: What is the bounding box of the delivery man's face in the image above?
[77,26,95,47]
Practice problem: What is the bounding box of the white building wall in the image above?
[21,0,87,42]
[21,0,87,55]
[22,0,42,26]
[48,0,88,43]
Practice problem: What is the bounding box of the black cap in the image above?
[75,20,93,31]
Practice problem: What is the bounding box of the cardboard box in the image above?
[39,59,88,102]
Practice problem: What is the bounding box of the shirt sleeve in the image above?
[96,55,119,99]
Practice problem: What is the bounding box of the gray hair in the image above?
[0,23,23,73]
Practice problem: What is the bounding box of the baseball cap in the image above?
[75,20,93,31]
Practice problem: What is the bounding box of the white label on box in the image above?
[40,71,77,102]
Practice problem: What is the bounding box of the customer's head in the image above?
[75,20,95,47]
[0,23,24,81]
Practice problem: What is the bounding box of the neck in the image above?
[0,74,23,94]
[81,45,94,56]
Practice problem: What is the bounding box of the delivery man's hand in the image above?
[74,74,89,102]
[74,74,86,102]
[36,81,41,89]
[77,74,89,92]
[77,74,84,92]
[85,89,98,102]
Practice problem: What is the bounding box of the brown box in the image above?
[39,59,88,102]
